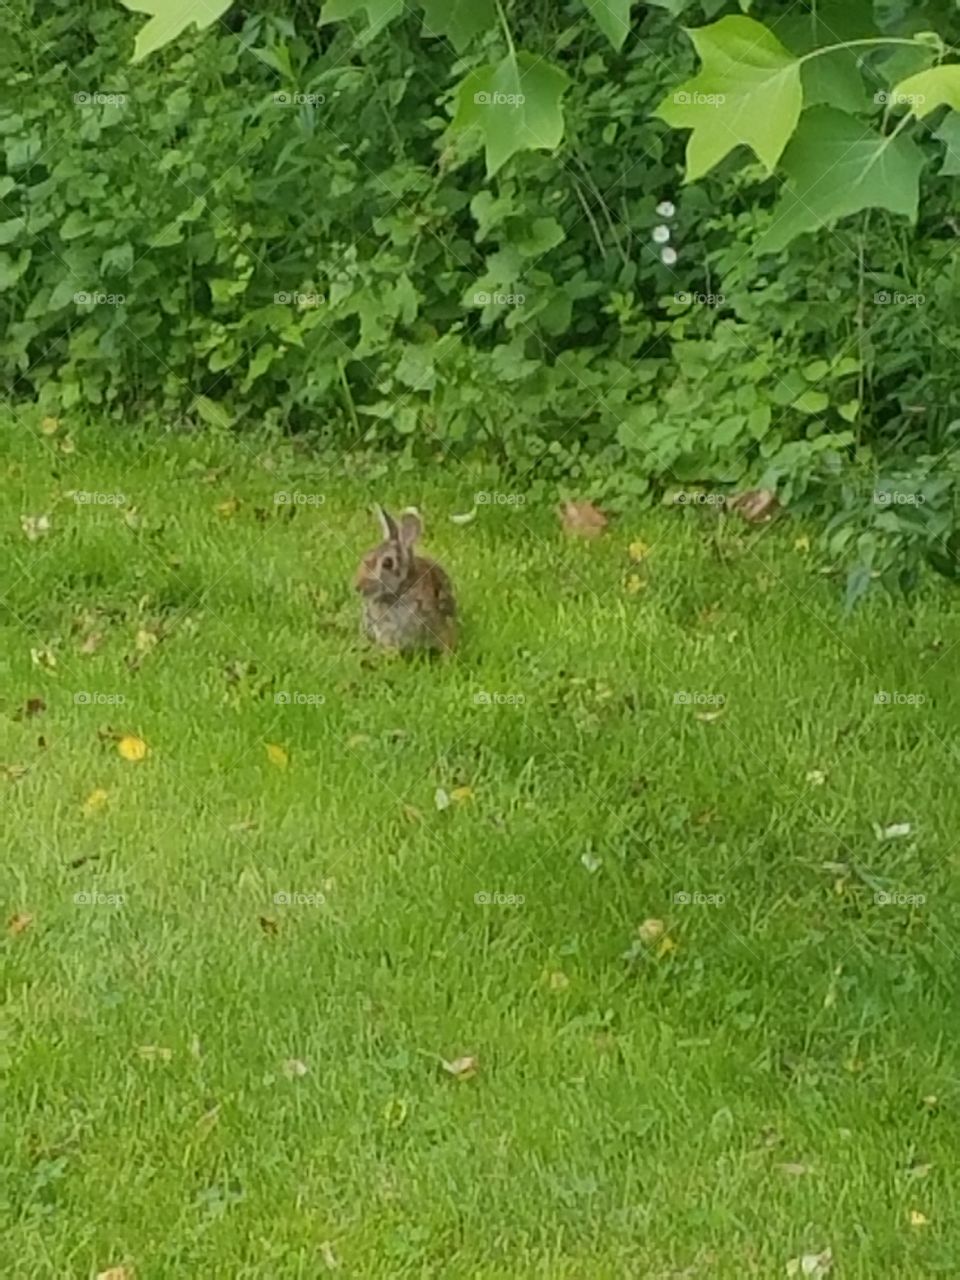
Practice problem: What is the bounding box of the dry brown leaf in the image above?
[8,911,33,936]
[15,696,46,720]
[441,1054,477,1081]
[558,499,608,539]
[729,488,780,524]
[258,915,278,936]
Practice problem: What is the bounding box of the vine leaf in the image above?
[420,0,494,52]
[893,65,960,118]
[583,0,632,51]
[760,107,924,253]
[319,0,405,41]
[453,53,569,177]
[656,16,803,180]
[119,0,232,62]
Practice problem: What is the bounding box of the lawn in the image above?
[2,415,958,1278]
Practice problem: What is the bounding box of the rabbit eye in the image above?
[381,555,394,571]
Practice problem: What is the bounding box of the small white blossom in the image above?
[652,224,671,244]
[660,246,678,266]
[656,200,676,218]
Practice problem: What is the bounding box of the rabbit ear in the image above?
[375,504,399,541]
[399,508,422,547]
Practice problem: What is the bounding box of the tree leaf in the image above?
[319,0,405,40]
[583,0,632,51]
[420,0,494,52]
[119,0,233,62]
[893,65,960,118]
[656,16,803,180]
[760,107,924,253]
[452,53,568,177]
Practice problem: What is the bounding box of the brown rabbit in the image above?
[354,506,457,653]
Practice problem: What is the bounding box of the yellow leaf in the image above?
[637,918,665,945]
[266,742,289,769]
[450,785,473,804]
[625,573,644,595]
[40,415,60,435]
[547,970,570,991]
[909,1210,929,1227]
[656,935,677,958]
[215,497,240,517]
[793,535,811,553]
[441,1054,477,1080]
[83,788,109,815]
[8,911,33,937]
[118,735,148,762]
[282,1057,308,1078]
[628,540,650,562]
[383,1097,408,1127]
[135,628,158,653]
[96,1268,134,1280]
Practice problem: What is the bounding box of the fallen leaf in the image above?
[383,1097,408,1127]
[656,935,677,958]
[137,1045,172,1061]
[21,514,51,542]
[558,499,608,539]
[729,488,780,524]
[195,1104,221,1136]
[265,743,289,769]
[319,1240,340,1271]
[637,918,665,945]
[79,631,104,655]
[450,785,474,804]
[441,1054,477,1080]
[1,764,28,781]
[96,1267,134,1280]
[8,911,33,936]
[922,1094,939,1110]
[785,1249,833,1278]
[434,786,451,811]
[123,506,142,530]
[805,769,827,786]
[346,733,371,748]
[580,850,602,873]
[875,821,912,841]
[694,709,725,723]
[624,573,644,595]
[628,539,650,562]
[40,415,60,435]
[15,696,46,719]
[59,436,76,455]
[215,497,240,518]
[30,645,57,671]
[402,804,423,824]
[906,1162,933,1179]
[258,915,278,936]
[449,508,477,525]
[135,627,159,653]
[909,1210,929,1227]
[547,970,570,991]
[118,735,148,762]
[282,1057,309,1078]
[82,788,109,816]
[230,819,258,834]
[793,534,811,553]
[777,1162,813,1176]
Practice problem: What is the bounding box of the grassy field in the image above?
[2,415,958,1278]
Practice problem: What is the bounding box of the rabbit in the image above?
[354,506,458,653]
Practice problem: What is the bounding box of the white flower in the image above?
[652,225,671,244]
[660,247,678,266]
[656,200,676,218]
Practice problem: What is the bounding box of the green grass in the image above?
[2,417,958,1278]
